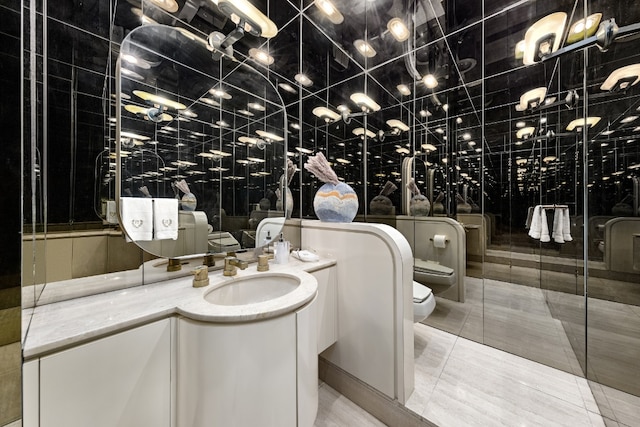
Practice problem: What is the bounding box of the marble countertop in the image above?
[23,257,335,359]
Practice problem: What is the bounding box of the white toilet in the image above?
[413,281,436,323]
[412,259,456,323]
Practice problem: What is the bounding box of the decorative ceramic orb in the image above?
[314,182,359,222]
[369,195,394,215]
[181,193,197,211]
[276,187,294,218]
[410,195,431,216]
[432,202,445,215]
[457,202,472,214]
[612,202,633,216]
[258,197,271,211]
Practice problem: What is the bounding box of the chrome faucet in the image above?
[223,256,249,276]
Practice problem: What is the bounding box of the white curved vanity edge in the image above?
[22,257,336,427]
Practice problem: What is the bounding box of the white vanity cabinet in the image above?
[177,294,318,427]
[311,266,337,353]
[24,319,172,427]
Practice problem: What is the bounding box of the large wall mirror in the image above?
[116,23,288,258]
[14,0,640,424]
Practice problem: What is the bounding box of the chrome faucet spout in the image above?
[223,256,249,276]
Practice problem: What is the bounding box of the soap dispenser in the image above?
[274,233,290,264]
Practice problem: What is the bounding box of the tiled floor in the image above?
[314,382,386,426]
[408,325,606,426]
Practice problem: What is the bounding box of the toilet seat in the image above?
[413,281,436,323]
[413,259,456,291]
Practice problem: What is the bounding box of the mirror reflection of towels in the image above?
[154,198,179,240]
[120,197,153,241]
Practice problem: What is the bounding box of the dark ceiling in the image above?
[39,0,640,222]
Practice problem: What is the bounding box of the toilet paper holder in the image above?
[430,235,449,248]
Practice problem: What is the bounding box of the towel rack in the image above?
[539,204,568,209]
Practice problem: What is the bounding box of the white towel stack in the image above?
[153,198,179,240]
[120,197,153,241]
[529,205,572,243]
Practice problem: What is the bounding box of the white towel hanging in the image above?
[552,208,564,243]
[528,206,542,239]
[120,197,153,241]
[154,198,179,240]
[540,208,550,242]
[562,208,573,242]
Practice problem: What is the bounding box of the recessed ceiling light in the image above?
[566,117,601,131]
[419,110,432,117]
[209,88,232,99]
[211,0,278,38]
[516,127,535,139]
[422,74,438,89]
[256,130,284,141]
[295,146,313,154]
[350,92,381,112]
[238,136,258,144]
[522,12,567,65]
[279,83,296,93]
[201,98,220,106]
[387,119,409,132]
[352,127,376,138]
[462,132,471,140]
[601,130,614,135]
[422,143,437,152]
[354,39,376,58]
[312,106,340,123]
[294,73,313,87]
[516,121,526,128]
[238,109,254,116]
[516,87,546,111]
[621,115,638,123]
[397,84,411,96]
[290,123,300,130]
[567,13,602,44]
[248,48,274,65]
[387,18,410,42]
[314,0,344,24]
[600,64,640,91]
[247,102,266,111]
[132,90,186,110]
[435,128,444,134]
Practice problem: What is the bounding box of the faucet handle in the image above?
[192,266,210,288]
[257,254,274,272]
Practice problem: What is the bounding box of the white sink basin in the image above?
[204,274,301,306]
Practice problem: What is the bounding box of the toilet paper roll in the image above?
[433,234,447,248]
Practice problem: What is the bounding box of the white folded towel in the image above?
[120,197,153,241]
[540,208,550,242]
[552,208,565,244]
[562,208,573,242]
[106,200,118,224]
[528,206,542,239]
[154,198,179,240]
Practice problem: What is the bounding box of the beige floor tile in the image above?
[314,383,386,427]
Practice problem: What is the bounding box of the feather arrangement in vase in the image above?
[369,181,397,215]
[304,152,359,222]
[406,178,430,216]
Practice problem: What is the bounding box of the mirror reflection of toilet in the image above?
[412,259,456,323]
